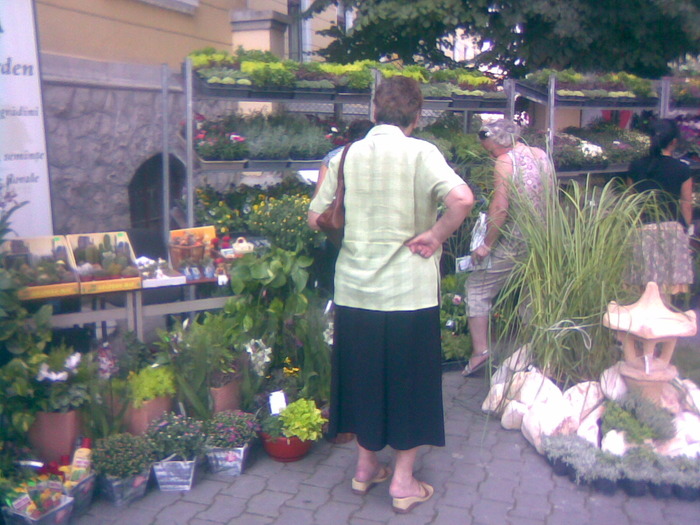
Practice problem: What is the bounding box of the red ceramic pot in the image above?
[28,410,81,463]
[126,396,172,435]
[210,378,242,414]
[260,432,313,462]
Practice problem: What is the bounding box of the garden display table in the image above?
[27,278,230,342]
[132,278,229,341]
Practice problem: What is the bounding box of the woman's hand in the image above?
[405,230,442,258]
[472,243,491,263]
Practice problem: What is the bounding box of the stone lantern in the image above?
[602,281,697,405]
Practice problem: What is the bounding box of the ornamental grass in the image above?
[494,176,653,386]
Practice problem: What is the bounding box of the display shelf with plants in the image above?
[1,236,80,300]
[516,69,659,108]
[670,76,700,109]
[66,232,141,294]
[188,47,508,110]
[190,110,335,170]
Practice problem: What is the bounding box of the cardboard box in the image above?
[0,236,80,300]
[168,226,216,269]
[66,232,141,294]
[141,269,187,288]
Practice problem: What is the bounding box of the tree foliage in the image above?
[306,0,700,77]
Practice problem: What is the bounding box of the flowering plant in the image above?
[205,410,260,448]
[247,194,324,252]
[92,433,155,479]
[244,339,272,377]
[146,412,207,460]
[33,343,94,413]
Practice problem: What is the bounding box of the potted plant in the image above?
[28,343,95,464]
[124,364,176,435]
[670,455,700,502]
[155,314,243,419]
[147,412,207,491]
[540,435,592,478]
[204,410,259,476]
[259,398,327,462]
[620,447,655,497]
[92,433,155,506]
[587,450,622,496]
[648,453,677,499]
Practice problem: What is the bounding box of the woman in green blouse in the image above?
[309,76,473,513]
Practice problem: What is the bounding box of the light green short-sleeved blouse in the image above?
[309,124,466,311]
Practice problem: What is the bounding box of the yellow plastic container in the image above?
[1,236,80,300]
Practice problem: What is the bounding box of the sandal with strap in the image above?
[462,351,490,377]
[351,465,392,495]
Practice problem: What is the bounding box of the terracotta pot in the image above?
[126,396,172,435]
[210,378,242,414]
[28,410,81,463]
[260,432,313,463]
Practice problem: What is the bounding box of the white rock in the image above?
[563,381,604,427]
[655,435,690,457]
[680,379,700,413]
[503,345,533,372]
[495,370,529,402]
[521,397,572,454]
[515,372,563,408]
[576,405,605,447]
[501,400,528,430]
[482,383,506,414]
[491,345,532,386]
[674,412,700,445]
[601,430,628,455]
[490,363,510,386]
[677,443,700,458]
[600,363,627,401]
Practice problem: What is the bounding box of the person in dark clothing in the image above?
[626,118,694,294]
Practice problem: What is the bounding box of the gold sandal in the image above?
[351,465,392,495]
[392,482,434,514]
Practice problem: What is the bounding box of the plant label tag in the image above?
[269,390,287,415]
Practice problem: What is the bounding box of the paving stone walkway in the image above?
[75,370,700,525]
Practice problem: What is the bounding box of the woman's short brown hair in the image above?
[373,76,423,128]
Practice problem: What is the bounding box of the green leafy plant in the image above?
[146,412,207,460]
[92,433,155,479]
[128,365,176,408]
[495,177,651,386]
[205,410,260,448]
[602,392,676,444]
[621,446,659,482]
[155,313,241,419]
[278,398,327,442]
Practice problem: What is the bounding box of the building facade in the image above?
[35,0,338,234]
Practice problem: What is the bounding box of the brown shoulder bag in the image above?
[317,142,352,247]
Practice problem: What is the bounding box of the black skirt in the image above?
[328,305,445,451]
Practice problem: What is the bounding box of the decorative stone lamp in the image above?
[602,282,697,404]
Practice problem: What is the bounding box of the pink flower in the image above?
[452,294,463,306]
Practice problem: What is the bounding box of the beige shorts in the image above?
[465,238,522,317]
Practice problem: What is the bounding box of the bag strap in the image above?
[337,142,352,185]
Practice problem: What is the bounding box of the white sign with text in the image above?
[0,0,53,236]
